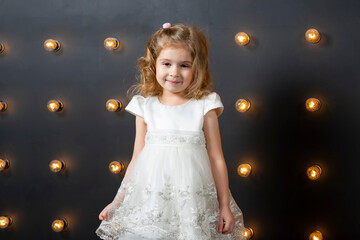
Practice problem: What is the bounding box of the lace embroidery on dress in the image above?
[145,131,206,146]
[96,131,245,239]
[96,171,246,240]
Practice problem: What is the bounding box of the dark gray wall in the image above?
[1,0,359,239]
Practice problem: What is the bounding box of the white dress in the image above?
[96,92,246,240]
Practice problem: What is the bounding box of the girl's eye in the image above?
[162,63,190,68]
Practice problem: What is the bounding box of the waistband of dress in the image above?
[145,130,206,146]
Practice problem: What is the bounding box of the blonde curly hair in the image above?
[127,23,214,100]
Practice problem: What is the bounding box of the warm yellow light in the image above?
[51,218,67,232]
[0,43,5,53]
[307,165,322,180]
[47,100,63,112]
[0,158,10,171]
[244,227,254,239]
[235,32,250,46]
[104,37,120,50]
[305,98,321,112]
[109,161,124,174]
[237,164,252,177]
[309,230,323,240]
[0,216,12,229]
[44,39,61,51]
[305,29,321,43]
[49,160,65,173]
[235,99,251,112]
[0,101,7,112]
[106,99,122,112]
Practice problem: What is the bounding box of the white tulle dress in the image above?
[96,92,245,240]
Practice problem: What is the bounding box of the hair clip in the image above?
[162,22,171,29]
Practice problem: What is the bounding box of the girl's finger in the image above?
[228,223,234,233]
[223,222,231,234]
[223,223,234,234]
[218,218,224,232]
[222,221,230,233]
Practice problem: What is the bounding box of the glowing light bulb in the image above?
[0,158,10,171]
[0,43,5,53]
[47,100,63,112]
[104,37,120,50]
[307,165,322,180]
[235,99,251,112]
[237,164,252,177]
[0,101,7,112]
[44,39,61,51]
[0,216,12,229]
[235,32,250,46]
[244,227,254,239]
[49,160,65,173]
[109,161,124,174]
[106,99,122,112]
[309,230,323,240]
[305,29,321,43]
[305,98,321,112]
[51,218,67,232]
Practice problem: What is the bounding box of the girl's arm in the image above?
[103,116,147,220]
[123,115,147,185]
[203,109,230,209]
[114,115,146,200]
[204,109,236,234]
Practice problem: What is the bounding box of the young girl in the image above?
[96,23,246,240]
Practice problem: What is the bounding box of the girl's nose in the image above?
[169,66,179,77]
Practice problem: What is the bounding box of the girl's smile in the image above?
[166,79,181,84]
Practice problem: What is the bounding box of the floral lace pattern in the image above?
[96,173,246,240]
[145,131,206,146]
[96,130,245,240]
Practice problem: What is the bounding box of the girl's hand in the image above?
[218,206,235,234]
[99,203,112,221]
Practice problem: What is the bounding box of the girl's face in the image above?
[155,45,194,96]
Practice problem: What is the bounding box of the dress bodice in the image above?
[124,92,224,133]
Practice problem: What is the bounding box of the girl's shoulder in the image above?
[200,92,221,101]
[130,92,221,102]
[127,94,154,105]
[125,92,224,117]
[124,95,149,118]
[201,92,224,117]
[129,94,146,102]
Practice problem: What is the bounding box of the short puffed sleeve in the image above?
[125,95,145,118]
[203,92,224,117]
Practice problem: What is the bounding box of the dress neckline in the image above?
[156,96,193,107]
